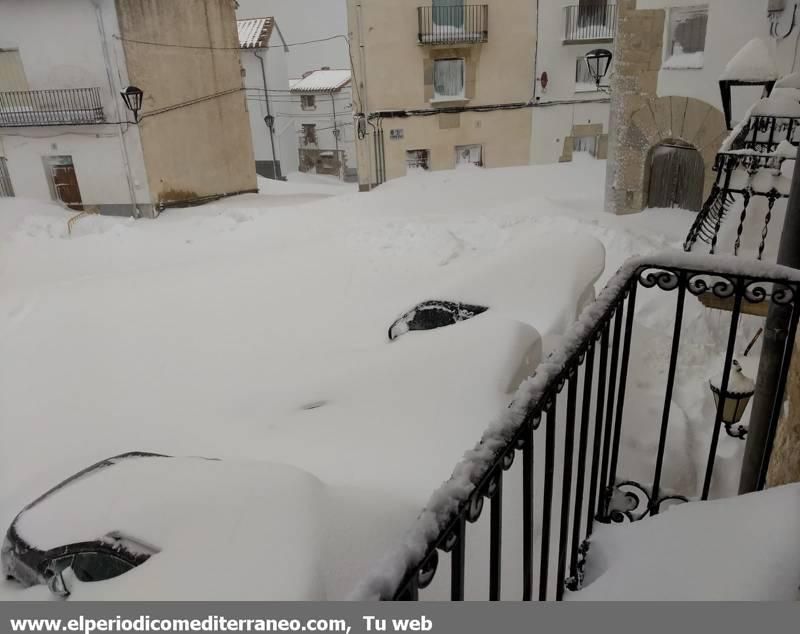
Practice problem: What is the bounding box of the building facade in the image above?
[290,69,357,181]
[604,0,799,215]
[0,0,256,217]
[347,0,537,189]
[529,0,615,165]
[239,16,299,180]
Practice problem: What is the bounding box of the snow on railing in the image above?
[352,251,800,601]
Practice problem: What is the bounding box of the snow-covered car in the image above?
[388,231,605,343]
[2,454,329,600]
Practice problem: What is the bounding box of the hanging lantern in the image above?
[585,49,613,88]
[709,360,756,439]
[264,114,275,132]
[120,86,144,123]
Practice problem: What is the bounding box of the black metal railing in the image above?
[353,254,800,601]
[417,5,488,45]
[0,88,105,127]
[727,114,800,154]
[564,3,617,43]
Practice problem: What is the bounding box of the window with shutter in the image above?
[0,49,29,92]
[433,58,465,100]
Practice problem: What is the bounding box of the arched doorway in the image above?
[647,141,705,211]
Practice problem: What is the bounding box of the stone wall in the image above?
[767,331,800,486]
[604,0,728,215]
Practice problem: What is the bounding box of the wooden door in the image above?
[648,144,704,211]
[51,162,83,209]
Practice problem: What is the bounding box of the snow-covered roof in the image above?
[290,70,351,94]
[720,38,779,82]
[237,17,287,50]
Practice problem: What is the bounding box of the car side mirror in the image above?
[47,565,73,598]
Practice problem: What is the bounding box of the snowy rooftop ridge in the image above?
[237,17,275,49]
[290,70,352,94]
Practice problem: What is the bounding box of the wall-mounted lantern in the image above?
[585,49,613,91]
[121,86,144,123]
[264,114,275,132]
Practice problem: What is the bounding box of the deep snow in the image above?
[0,162,788,600]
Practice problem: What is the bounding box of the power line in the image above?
[113,33,349,51]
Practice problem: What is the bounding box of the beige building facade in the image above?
[347,0,537,189]
[116,0,257,208]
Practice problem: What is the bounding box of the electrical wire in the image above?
[112,33,349,51]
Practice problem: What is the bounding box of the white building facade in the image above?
[0,0,150,215]
[239,17,299,180]
[290,69,357,181]
[530,0,615,164]
[605,0,800,215]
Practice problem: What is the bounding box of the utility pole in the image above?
[739,153,800,493]
[255,50,281,181]
[331,92,342,180]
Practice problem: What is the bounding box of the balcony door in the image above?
[433,0,464,29]
[578,0,609,28]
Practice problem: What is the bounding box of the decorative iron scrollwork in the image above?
[417,551,438,589]
[603,481,688,523]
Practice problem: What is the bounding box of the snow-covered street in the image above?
[0,160,792,600]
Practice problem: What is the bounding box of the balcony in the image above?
[0,88,105,127]
[417,5,488,46]
[564,3,617,44]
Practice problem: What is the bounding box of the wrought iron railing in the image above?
[726,114,800,154]
[353,253,800,601]
[417,5,489,45]
[564,3,617,43]
[0,88,105,127]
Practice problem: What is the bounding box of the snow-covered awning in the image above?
[720,38,779,82]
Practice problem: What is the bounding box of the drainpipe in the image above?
[254,49,281,180]
[91,0,141,218]
[739,152,800,492]
[330,92,342,180]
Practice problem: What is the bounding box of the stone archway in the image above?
[626,96,729,213]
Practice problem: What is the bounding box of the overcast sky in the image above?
[236,0,350,78]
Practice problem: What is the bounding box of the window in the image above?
[433,0,464,28]
[664,5,708,70]
[455,144,482,167]
[0,49,29,92]
[301,124,317,146]
[575,57,609,92]
[573,135,598,156]
[301,95,316,111]
[406,149,430,170]
[433,58,465,100]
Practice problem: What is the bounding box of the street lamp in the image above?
[585,48,613,92]
[719,79,776,130]
[120,86,144,123]
[264,114,275,132]
[709,360,756,439]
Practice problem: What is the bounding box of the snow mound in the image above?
[774,71,800,89]
[573,484,800,601]
[752,94,800,117]
[16,457,328,601]
[720,38,779,82]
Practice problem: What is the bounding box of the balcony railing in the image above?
[417,5,488,45]
[353,253,800,601]
[564,3,617,43]
[0,88,105,127]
